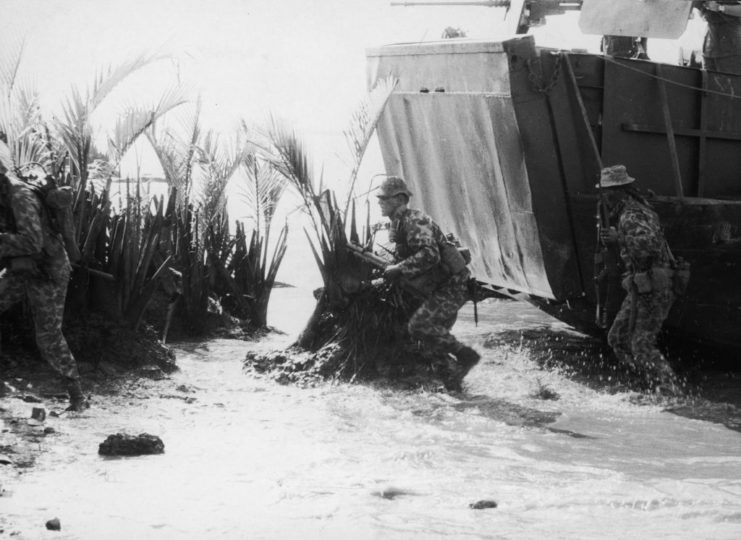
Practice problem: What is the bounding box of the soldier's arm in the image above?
[0,186,44,259]
[396,216,440,278]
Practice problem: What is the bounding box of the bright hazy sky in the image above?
[5,0,504,132]
[4,0,704,176]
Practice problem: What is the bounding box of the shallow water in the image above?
[2,290,741,539]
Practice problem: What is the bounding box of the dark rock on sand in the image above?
[469,500,498,509]
[98,433,165,456]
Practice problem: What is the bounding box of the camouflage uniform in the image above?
[391,208,471,354]
[607,197,675,381]
[0,174,79,380]
[700,7,741,75]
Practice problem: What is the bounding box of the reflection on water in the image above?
[2,290,741,539]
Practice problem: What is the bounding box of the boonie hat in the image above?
[376,176,412,198]
[596,164,635,188]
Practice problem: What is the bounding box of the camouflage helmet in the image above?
[376,176,412,199]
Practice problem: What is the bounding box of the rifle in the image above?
[345,242,429,299]
[346,241,488,325]
[594,193,616,329]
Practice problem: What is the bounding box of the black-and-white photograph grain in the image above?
[1,1,740,538]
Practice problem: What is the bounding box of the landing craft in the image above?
[367,0,741,350]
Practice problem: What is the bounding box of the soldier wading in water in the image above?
[598,165,680,391]
[0,157,88,411]
[376,176,480,391]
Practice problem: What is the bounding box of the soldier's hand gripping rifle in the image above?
[345,242,428,300]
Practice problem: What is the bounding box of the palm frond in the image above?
[192,128,246,223]
[0,37,25,96]
[341,76,397,218]
[106,84,189,166]
[53,52,176,188]
[145,100,202,202]
[0,76,50,174]
[88,51,168,111]
[268,117,315,197]
[232,155,288,234]
[266,118,328,247]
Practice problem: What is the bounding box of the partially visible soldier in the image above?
[376,176,479,391]
[601,35,649,59]
[696,1,741,75]
[597,165,678,390]
[0,157,87,411]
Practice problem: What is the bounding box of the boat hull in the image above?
[367,36,741,350]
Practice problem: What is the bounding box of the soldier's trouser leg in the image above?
[607,294,635,366]
[629,288,675,377]
[0,273,26,360]
[704,55,741,76]
[26,273,79,380]
[0,272,26,315]
[408,272,469,354]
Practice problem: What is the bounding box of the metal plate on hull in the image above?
[579,0,692,39]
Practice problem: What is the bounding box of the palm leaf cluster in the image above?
[145,111,291,334]
[1,44,291,340]
[265,77,401,367]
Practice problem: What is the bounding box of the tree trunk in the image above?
[296,294,327,350]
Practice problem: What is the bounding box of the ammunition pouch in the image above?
[9,256,40,276]
[632,271,653,293]
[627,266,675,295]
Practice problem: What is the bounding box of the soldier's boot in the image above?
[65,378,89,412]
[442,346,481,392]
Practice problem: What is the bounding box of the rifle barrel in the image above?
[346,243,389,268]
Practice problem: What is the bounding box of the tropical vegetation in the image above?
[251,77,448,382]
[0,43,294,367]
[1,35,413,385]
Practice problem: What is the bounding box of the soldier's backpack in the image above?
[26,175,81,263]
[440,232,471,275]
[403,229,473,297]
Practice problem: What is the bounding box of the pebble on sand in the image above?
[469,500,498,510]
